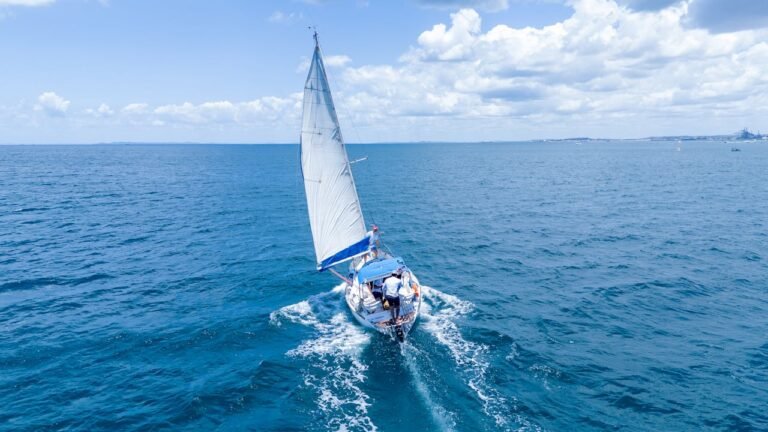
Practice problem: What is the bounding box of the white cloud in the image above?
[326,0,768,138]
[35,91,70,115]
[118,103,150,126]
[122,103,148,114]
[86,103,114,117]
[325,55,352,67]
[414,8,481,61]
[0,0,54,6]
[154,101,237,124]
[14,0,768,141]
[114,95,302,128]
[268,10,303,24]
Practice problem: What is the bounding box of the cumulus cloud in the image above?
[122,103,148,114]
[414,8,482,61]
[328,0,768,138]
[35,91,70,115]
[120,103,150,125]
[110,95,302,128]
[19,0,768,140]
[86,103,114,117]
[154,101,238,124]
[324,55,352,67]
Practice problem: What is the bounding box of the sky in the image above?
[1,0,767,143]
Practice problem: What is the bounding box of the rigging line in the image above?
[316,27,366,149]
[322,42,365,147]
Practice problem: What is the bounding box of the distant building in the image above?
[736,128,764,140]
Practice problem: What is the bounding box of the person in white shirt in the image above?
[383,272,401,323]
[398,275,413,300]
[368,225,380,258]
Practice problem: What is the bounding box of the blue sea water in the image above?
[1,141,767,431]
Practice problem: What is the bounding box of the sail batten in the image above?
[301,43,368,270]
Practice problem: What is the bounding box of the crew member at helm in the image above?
[383,271,401,323]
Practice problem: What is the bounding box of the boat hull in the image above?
[343,275,423,342]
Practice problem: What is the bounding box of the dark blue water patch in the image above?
[0,274,113,293]
[1,142,768,431]
[747,343,768,369]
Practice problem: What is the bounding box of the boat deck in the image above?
[346,282,420,329]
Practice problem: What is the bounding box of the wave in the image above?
[270,284,376,432]
[421,286,541,432]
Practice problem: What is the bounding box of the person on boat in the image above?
[370,280,383,301]
[383,272,401,323]
[368,224,380,258]
[398,272,414,303]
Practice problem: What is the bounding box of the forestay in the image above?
[301,38,368,270]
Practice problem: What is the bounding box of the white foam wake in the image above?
[421,286,541,432]
[400,342,457,432]
[270,284,376,432]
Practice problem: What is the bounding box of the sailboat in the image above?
[299,32,423,342]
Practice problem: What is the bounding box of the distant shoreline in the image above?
[2,135,766,146]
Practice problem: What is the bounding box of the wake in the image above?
[399,341,458,432]
[421,286,542,432]
[269,283,541,431]
[270,284,376,432]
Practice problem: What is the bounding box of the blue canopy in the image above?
[357,257,405,284]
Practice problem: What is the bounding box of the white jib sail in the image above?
[301,40,368,270]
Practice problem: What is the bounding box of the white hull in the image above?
[342,256,423,342]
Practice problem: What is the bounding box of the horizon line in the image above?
[1,133,763,146]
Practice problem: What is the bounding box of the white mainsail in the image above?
[301,38,368,270]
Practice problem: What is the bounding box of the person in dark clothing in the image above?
[383,272,401,323]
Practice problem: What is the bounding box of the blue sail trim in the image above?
[318,235,371,271]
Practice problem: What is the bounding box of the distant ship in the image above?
[299,32,423,342]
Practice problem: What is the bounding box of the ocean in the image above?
[1,141,766,431]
